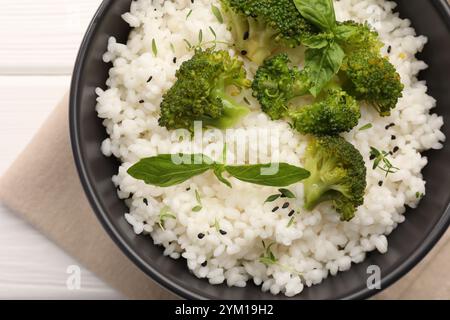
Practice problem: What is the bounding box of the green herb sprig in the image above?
[287,210,300,228]
[259,241,278,266]
[264,188,296,203]
[359,123,373,131]
[211,5,223,23]
[192,189,203,212]
[158,206,176,230]
[128,154,310,188]
[209,26,217,39]
[186,9,193,19]
[214,218,221,232]
[198,29,203,44]
[151,38,158,57]
[259,241,303,276]
[370,147,399,177]
[287,216,296,228]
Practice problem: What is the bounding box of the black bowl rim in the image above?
[70,0,450,300]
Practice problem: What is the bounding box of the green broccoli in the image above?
[252,53,311,120]
[220,0,315,64]
[336,21,383,54]
[252,54,361,135]
[332,21,404,116]
[290,89,360,135]
[303,135,367,221]
[340,50,404,117]
[159,49,251,131]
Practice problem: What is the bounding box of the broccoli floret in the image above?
[221,0,315,64]
[290,89,361,135]
[303,135,367,221]
[252,55,361,135]
[252,54,311,120]
[333,22,403,116]
[337,21,383,54]
[340,50,404,116]
[159,49,251,131]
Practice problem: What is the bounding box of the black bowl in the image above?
[70,0,450,300]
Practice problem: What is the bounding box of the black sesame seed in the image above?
[139,99,145,104]
[143,198,148,205]
[282,202,290,209]
[147,76,153,82]
[173,57,177,63]
[385,123,395,130]
[201,261,207,267]
[243,31,249,40]
[241,50,248,56]
[288,210,295,217]
[186,187,191,191]
[197,233,205,239]
[219,230,227,235]
[391,135,397,140]
[387,45,392,54]
[393,146,399,153]
[378,181,383,187]
[272,206,279,212]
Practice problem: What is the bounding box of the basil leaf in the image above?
[129,154,309,189]
[301,33,330,49]
[294,0,336,31]
[333,24,359,41]
[128,154,213,187]
[213,165,232,188]
[305,41,345,97]
[225,163,310,187]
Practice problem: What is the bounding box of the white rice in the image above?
[95,0,446,297]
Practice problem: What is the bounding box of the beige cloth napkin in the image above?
[0,94,448,300]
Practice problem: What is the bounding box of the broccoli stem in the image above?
[246,19,278,64]
[303,160,340,210]
[303,176,328,210]
[204,87,249,129]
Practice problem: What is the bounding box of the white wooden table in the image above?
[0,0,122,299]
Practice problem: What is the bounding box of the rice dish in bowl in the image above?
[95,0,445,297]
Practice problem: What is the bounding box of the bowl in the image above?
[70,0,450,300]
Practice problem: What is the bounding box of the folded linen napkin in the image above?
[0,94,448,300]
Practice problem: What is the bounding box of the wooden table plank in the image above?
[0,75,123,298]
[0,76,69,175]
[0,0,103,75]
